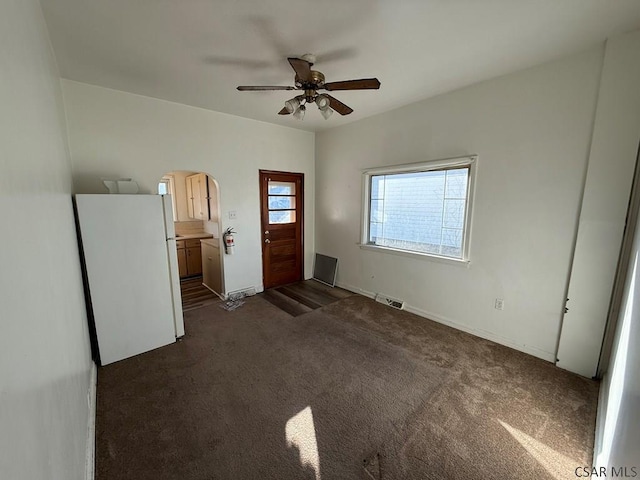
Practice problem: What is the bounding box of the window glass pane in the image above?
[268,196,295,210]
[158,182,168,195]
[369,221,382,241]
[268,181,295,195]
[445,169,469,198]
[370,176,385,200]
[367,165,470,259]
[443,199,465,229]
[441,227,463,248]
[441,228,463,257]
[269,210,296,224]
[369,199,384,224]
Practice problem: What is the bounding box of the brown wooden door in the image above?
[260,170,304,289]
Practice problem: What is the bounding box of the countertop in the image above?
[201,238,220,248]
[175,233,214,240]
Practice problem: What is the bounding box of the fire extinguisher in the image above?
[223,227,236,255]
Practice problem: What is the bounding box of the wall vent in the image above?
[375,293,405,310]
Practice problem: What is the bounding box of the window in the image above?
[362,156,476,261]
[268,181,296,224]
[158,175,178,221]
[158,179,169,195]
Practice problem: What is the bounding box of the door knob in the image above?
[264,230,270,235]
[265,239,271,244]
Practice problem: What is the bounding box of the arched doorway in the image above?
[159,171,224,309]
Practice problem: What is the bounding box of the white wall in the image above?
[62,81,315,294]
[0,1,93,479]
[315,48,603,361]
[558,30,640,378]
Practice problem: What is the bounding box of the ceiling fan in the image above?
[236,54,380,120]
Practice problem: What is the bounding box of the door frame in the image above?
[259,169,304,289]
[596,141,640,378]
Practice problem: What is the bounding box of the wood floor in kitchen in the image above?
[180,276,220,312]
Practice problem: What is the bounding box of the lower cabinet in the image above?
[201,240,222,294]
[177,247,188,277]
[177,239,203,278]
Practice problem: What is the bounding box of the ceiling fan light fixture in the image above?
[293,104,306,120]
[320,107,333,120]
[284,97,300,114]
[315,94,330,110]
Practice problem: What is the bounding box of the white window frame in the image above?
[360,155,477,265]
[159,175,178,221]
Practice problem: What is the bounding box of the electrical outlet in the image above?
[228,211,237,220]
[495,298,504,310]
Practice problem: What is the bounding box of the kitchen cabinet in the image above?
[201,239,222,294]
[176,238,203,278]
[176,247,188,277]
[186,239,202,276]
[186,173,210,221]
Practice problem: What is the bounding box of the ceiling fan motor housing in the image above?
[295,70,325,89]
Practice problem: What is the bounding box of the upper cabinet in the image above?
[162,171,219,223]
[186,173,210,221]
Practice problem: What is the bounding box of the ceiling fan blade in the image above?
[323,78,381,91]
[278,107,290,115]
[237,86,296,91]
[288,57,312,82]
[326,95,353,115]
[203,55,272,69]
[316,48,357,64]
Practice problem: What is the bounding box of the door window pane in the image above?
[268,196,295,210]
[268,181,296,195]
[269,210,296,224]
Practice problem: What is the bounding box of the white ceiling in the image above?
[41,0,640,132]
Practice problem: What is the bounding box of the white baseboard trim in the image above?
[85,362,97,480]
[336,281,376,299]
[224,284,264,300]
[336,281,556,363]
[403,304,556,362]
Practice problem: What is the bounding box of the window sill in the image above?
[358,243,470,267]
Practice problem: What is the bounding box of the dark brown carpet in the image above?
[96,294,598,480]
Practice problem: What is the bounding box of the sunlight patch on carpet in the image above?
[499,420,577,479]
[285,406,321,480]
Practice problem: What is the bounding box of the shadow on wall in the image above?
[73,173,149,194]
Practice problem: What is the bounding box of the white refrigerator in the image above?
[75,194,185,365]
